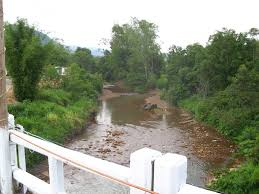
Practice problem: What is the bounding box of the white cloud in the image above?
[4,0,259,52]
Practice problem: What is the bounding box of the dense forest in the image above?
[5,18,259,193]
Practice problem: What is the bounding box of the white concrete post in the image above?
[129,148,162,194]
[9,115,18,190]
[0,115,14,194]
[9,115,18,169]
[48,157,65,194]
[154,153,187,194]
[0,129,13,194]
[8,114,18,167]
[16,124,27,194]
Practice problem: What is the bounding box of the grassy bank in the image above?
[8,64,103,167]
[179,96,259,194]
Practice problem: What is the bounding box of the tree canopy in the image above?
[5,19,47,101]
[101,18,164,91]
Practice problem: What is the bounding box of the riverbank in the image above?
[64,87,235,191]
[100,86,235,166]
[28,85,236,192]
[8,65,103,168]
[145,90,239,185]
[179,97,259,193]
[145,89,169,110]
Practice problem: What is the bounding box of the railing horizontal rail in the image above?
[12,167,51,194]
[9,130,129,180]
[9,130,158,194]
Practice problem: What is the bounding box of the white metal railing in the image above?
[0,114,218,194]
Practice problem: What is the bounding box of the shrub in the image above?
[8,63,102,167]
[37,89,72,106]
[156,74,168,89]
[209,162,259,194]
[41,65,61,88]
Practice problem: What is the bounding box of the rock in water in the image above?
[143,103,157,111]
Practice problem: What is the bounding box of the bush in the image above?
[209,162,259,194]
[37,89,72,106]
[8,64,102,167]
[41,65,61,88]
[179,89,259,193]
[62,63,102,100]
[156,74,168,89]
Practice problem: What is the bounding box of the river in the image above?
[61,88,234,193]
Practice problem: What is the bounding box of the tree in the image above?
[5,19,47,101]
[96,50,113,81]
[206,29,255,92]
[108,18,163,90]
[73,47,95,72]
[45,40,72,67]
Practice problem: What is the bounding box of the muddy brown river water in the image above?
[58,90,235,194]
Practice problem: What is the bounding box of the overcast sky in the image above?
[4,0,259,52]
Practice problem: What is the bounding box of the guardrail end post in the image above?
[0,114,14,194]
[129,148,162,194]
[154,153,187,194]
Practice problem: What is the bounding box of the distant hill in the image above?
[36,31,104,57]
[69,46,104,57]
[90,48,104,57]
[36,31,52,45]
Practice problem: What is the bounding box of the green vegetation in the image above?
[97,20,259,193]
[163,29,259,194]
[210,162,259,194]
[5,19,102,167]
[8,64,102,167]
[5,17,259,193]
[97,18,164,92]
[5,19,47,101]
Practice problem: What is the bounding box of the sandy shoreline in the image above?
[145,89,169,109]
[98,89,122,100]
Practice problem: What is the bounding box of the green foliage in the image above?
[209,162,259,194]
[73,47,95,72]
[156,74,168,89]
[5,18,102,102]
[62,63,102,100]
[5,19,47,101]
[95,50,114,81]
[5,18,103,168]
[168,29,259,193]
[41,65,61,88]
[102,18,164,90]
[44,40,72,66]
[37,89,72,106]
[165,29,258,102]
[8,63,101,166]
[9,97,95,167]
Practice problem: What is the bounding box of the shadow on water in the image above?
[64,93,234,193]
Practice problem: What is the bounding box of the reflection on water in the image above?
[65,94,234,193]
[97,101,112,125]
